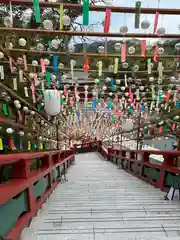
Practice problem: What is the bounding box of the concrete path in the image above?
[26,153,180,240]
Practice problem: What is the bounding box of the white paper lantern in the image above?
[6,128,14,134]
[98,46,104,53]
[63,15,71,26]
[37,43,45,51]
[141,20,150,29]
[59,63,64,69]
[44,89,61,116]
[44,59,50,65]
[29,72,35,79]
[4,16,12,27]
[114,43,121,52]
[120,26,128,34]
[108,65,114,72]
[105,77,111,83]
[128,46,135,54]
[32,60,38,67]
[122,119,134,131]
[175,43,180,51]
[122,62,128,68]
[121,86,126,91]
[158,47,164,55]
[102,85,107,91]
[84,85,88,90]
[116,79,121,85]
[109,92,113,96]
[0,52,4,59]
[18,38,27,47]
[156,27,166,35]
[5,42,13,49]
[43,19,53,30]
[51,39,59,49]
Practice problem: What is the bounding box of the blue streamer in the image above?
[111,79,115,88]
[176,101,180,108]
[141,103,145,112]
[53,56,59,73]
[92,99,97,109]
[58,73,61,89]
[77,111,81,120]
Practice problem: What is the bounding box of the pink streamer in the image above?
[153,46,159,62]
[153,11,159,34]
[34,73,38,86]
[40,59,46,73]
[23,54,28,71]
[9,57,13,73]
[141,40,146,57]
[18,110,22,121]
[121,42,126,62]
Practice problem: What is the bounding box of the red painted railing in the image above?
[0,149,75,239]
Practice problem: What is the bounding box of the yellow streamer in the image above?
[114,58,119,74]
[152,144,155,148]
[60,4,64,30]
[98,61,102,77]
[40,143,43,150]
[28,141,31,150]
[0,138,3,150]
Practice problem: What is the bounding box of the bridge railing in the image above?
[99,142,180,191]
[0,149,75,239]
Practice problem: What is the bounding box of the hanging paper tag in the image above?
[83,0,90,25]
[121,43,126,62]
[70,59,74,79]
[0,66,4,80]
[98,61,102,76]
[104,8,111,33]
[18,110,23,121]
[84,58,89,73]
[24,86,29,97]
[23,55,28,71]
[33,0,41,23]
[19,69,24,82]
[153,11,159,34]
[135,0,141,29]
[53,56,59,73]
[46,72,51,86]
[0,138,3,150]
[58,74,61,89]
[60,4,64,30]
[13,78,17,90]
[114,58,119,74]
[40,58,46,73]
[141,40,146,57]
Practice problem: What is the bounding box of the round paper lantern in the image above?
[59,63,64,69]
[32,60,38,67]
[98,46,104,53]
[121,86,126,91]
[51,39,59,49]
[122,119,133,131]
[43,19,53,30]
[116,79,121,85]
[4,16,12,27]
[44,89,60,116]
[0,52,4,59]
[122,62,128,68]
[141,20,150,29]
[175,43,180,51]
[29,72,35,79]
[128,46,135,54]
[156,27,166,35]
[134,65,139,72]
[114,43,121,52]
[158,47,164,55]
[44,59,50,65]
[120,26,128,34]
[63,15,71,26]
[5,42,13,49]
[102,85,107,91]
[37,43,45,51]
[84,85,88,90]
[105,77,111,83]
[18,38,27,47]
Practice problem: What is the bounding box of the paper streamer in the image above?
[33,0,41,23]
[0,138,3,150]
[58,74,61,89]
[98,61,102,76]
[60,4,64,30]
[13,78,17,90]
[46,72,51,86]
[70,59,74,79]
[40,58,46,73]
[114,58,119,74]
[135,0,141,29]
[53,56,59,73]
[84,58,89,73]
[104,8,111,33]
[31,83,36,103]
[153,46,159,62]
[121,43,126,62]
[9,57,13,73]
[24,86,29,97]
[153,11,159,34]
[141,40,146,57]
[3,103,8,116]
[23,55,28,71]
[83,0,90,25]
[0,66,4,80]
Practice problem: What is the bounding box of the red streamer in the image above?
[153,46,159,62]
[141,40,146,57]
[121,42,126,62]
[83,58,89,73]
[104,8,111,33]
[153,11,159,34]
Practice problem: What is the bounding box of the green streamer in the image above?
[111,114,115,123]
[33,0,41,23]
[60,98,64,104]
[46,72,51,86]
[83,0,90,25]
[2,103,8,116]
[37,103,41,112]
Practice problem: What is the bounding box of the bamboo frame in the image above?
[0,27,180,38]
[6,49,180,59]
[2,0,180,15]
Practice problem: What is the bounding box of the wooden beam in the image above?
[0,27,180,38]
[2,0,180,15]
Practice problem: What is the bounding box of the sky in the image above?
[73,0,180,43]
